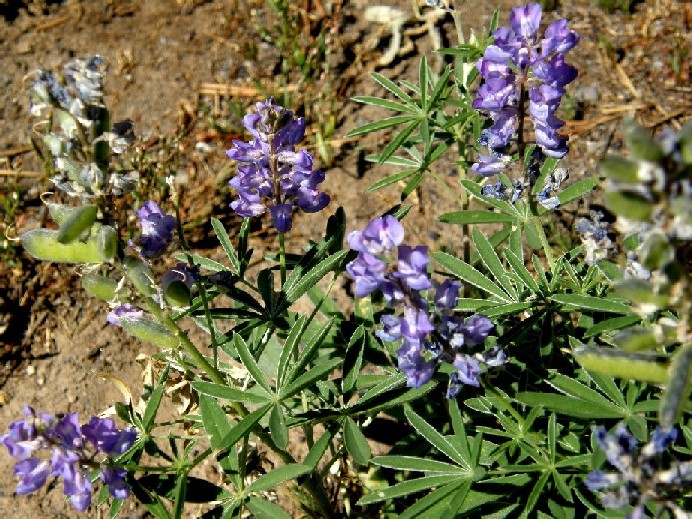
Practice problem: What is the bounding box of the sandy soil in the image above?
[0,0,689,516]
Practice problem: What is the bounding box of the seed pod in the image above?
[598,156,639,184]
[604,191,652,221]
[47,202,79,225]
[82,273,119,301]
[623,120,663,163]
[124,256,156,297]
[119,316,179,349]
[56,205,98,244]
[97,225,117,262]
[21,228,103,263]
[163,280,190,308]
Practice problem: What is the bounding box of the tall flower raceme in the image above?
[471,3,579,180]
[586,423,690,518]
[1,407,136,512]
[226,99,330,233]
[346,216,506,396]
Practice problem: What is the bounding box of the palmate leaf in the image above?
[371,455,469,475]
[211,217,240,273]
[369,71,412,103]
[244,464,311,494]
[404,405,471,470]
[233,334,272,394]
[350,96,418,115]
[439,210,515,225]
[343,416,371,465]
[345,115,417,137]
[245,497,291,519]
[398,480,471,519]
[192,381,270,405]
[357,475,454,505]
[432,251,513,303]
[550,293,633,314]
[366,168,419,192]
[472,227,518,301]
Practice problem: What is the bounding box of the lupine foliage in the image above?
[3,3,690,517]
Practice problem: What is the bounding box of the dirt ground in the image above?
[0,0,689,516]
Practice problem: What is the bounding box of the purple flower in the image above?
[346,252,388,298]
[2,408,134,510]
[106,304,143,327]
[100,466,130,499]
[472,3,579,173]
[470,155,509,176]
[132,201,176,259]
[434,280,461,312]
[226,99,329,232]
[452,354,481,386]
[347,215,404,255]
[269,203,293,233]
[377,314,402,342]
[509,2,542,40]
[541,19,580,56]
[393,246,432,292]
[460,315,494,346]
[587,424,686,517]
[396,341,436,388]
[82,417,136,457]
[14,458,51,494]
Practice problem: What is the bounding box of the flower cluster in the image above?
[471,3,579,175]
[586,423,690,518]
[226,99,330,232]
[346,216,505,395]
[2,406,136,512]
[129,200,177,259]
[28,56,138,198]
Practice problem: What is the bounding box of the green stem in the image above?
[279,231,287,288]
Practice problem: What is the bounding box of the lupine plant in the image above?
[3,3,690,517]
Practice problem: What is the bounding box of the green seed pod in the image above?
[678,122,692,164]
[82,273,119,301]
[163,280,190,308]
[638,230,673,271]
[119,316,179,349]
[573,346,668,384]
[612,327,660,352]
[21,229,103,264]
[604,190,652,221]
[623,119,663,163]
[598,156,640,183]
[613,279,669,308]
[97,225,117,262]
[56,205,98,244]
[124,256,156,297]
[47,202,78,225]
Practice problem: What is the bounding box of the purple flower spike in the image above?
[471,2,579,174]
[226,98,329,232]
[100,466,130,499]
[133,201,176,259]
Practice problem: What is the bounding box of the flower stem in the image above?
[279,231,287,287]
